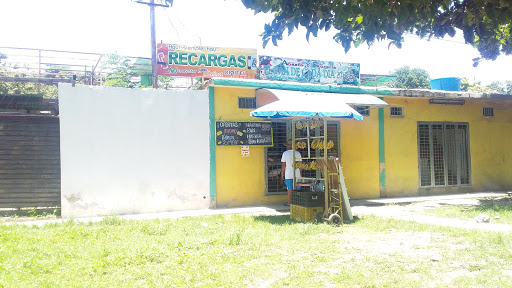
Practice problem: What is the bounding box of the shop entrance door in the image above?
[264,120,340,195]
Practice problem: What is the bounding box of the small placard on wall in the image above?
[241,146,250,157]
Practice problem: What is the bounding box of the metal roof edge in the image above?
[211,78,512,100]
[392,89,512,99]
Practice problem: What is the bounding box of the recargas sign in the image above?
[157,43,257,79]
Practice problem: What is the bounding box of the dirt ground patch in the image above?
[352,195,512,232]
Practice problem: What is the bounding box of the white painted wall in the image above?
[59,84,210,218]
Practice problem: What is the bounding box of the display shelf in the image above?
[291,117,329,198]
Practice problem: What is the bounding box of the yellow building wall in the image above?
[214,86,512,204]
[383,97,512,197]
[214,85,382,203]
[339,112,380,199]
[214,87,287,207]
[466,99,512,191]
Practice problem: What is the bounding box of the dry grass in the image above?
[0,214,511,287]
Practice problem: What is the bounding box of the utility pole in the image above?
[136,0,170,89]
[150,0,158,88]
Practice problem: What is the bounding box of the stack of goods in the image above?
[290,190,324,222]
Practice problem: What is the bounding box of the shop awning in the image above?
[250,89,388,119]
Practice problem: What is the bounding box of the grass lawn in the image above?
[1,214,511,287]
[424,202,512,225]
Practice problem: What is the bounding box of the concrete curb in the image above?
[2,192,509,227]
[350,192,509,206]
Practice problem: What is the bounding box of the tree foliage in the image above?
[389,66,431,89]
[460,78,493,92]
[459,78,512,94]
[101,53,180,89]
[486,80,512,94]
[102,53,139,88]
[242,0,512,64]
[0,53,38,95]
[44,64,72,79]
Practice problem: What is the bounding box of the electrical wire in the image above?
[163,9,183,43]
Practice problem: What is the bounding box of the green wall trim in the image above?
[209,86,217,207]
[212,78,394,95]
[379,169,386,186]
[378,98,386,194]
[378,106,385,163]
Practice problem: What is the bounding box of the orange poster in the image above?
[157,43,257,79]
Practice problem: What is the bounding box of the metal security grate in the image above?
[483,107,494,117]
[432,124,445,185]
[458,124,471,184]
[327,123,339,158]
[390,106,403,117]
[238,97,256,109]
[418,124,432,186]
[445,124,458,185]
[355,105,370,116]
[418,122,471,187]
[266,121,288,194]
[0,116,61,208]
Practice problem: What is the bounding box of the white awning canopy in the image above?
[250,89,389,119]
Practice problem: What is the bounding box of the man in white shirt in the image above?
[281,139,302,206]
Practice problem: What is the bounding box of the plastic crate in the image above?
[290,205,323,222]
[291,191,324,207]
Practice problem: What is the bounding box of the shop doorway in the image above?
[265,120,340,195]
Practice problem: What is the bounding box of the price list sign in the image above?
[215,121,273,146]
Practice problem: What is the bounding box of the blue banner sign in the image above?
[258,55,360,85]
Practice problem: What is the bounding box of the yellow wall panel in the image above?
[214,87,286,207]
[383,97,422,197]
[383,96,512,196]
[469,100,512,190]
[339,113,380,199]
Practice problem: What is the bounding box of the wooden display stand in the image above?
[289,117,352,225]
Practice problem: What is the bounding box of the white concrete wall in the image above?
[59,84,210,218]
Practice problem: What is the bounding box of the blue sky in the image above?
[1,0,509,84]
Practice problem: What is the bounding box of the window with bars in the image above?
[264,121,339,195]
[390,106,403,117]
[483,107,494,117]
[265,121,288,194]
[418,122,471,187]
[238,97,256,109]
[355,105,370,116]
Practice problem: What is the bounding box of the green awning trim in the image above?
[211,78,395,95]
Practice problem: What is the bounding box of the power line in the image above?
[163,9,182,43]
[164,9,202,45]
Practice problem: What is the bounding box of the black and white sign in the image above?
[215,121,273,146]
